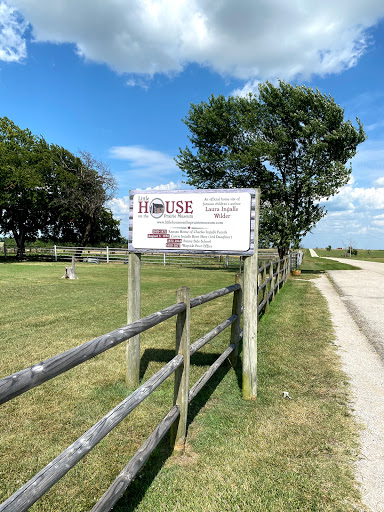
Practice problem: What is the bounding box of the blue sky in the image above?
[1,1,384,249]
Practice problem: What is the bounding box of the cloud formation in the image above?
[0,2,26,62]
[374,177,384,187]
[306,179,384,248]
[324,184,384,211]
[109,145,177,177]
[108,145,185,192]
[4,0,384,82]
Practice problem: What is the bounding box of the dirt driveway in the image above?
[325,257,384,360]
[311,257,384,511]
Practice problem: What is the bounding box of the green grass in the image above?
[315,248,384,263]
[299,249,362,273]
[0,262,365,511]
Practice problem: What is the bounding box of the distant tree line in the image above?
[0,117,122,259]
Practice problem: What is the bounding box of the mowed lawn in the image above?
[0,261,366,511]
[300,249,362,272]
[314,248,384,263]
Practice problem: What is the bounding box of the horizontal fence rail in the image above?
[0,283,240,406]
[0,252,294,511]
[2,245,302,270]
[256,255,290,316]
[0,281,244,512]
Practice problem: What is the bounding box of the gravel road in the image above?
[310,257,384,511]
[325,258,384,361]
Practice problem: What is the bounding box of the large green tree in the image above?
[46,147,121,247]
[176,81,366,256]
[0,117,122,258]
[0,117,51,259]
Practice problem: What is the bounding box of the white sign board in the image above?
[129,189,255,255]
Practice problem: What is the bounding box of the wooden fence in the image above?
[2,244,297,270]
[3,245,242,267]
[0,256,289,512]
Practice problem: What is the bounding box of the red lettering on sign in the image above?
[138,201,149,213]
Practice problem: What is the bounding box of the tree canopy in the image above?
[0,116,122,258]
[176,81,366,256]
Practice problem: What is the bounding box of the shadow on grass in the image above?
[139,347,233,380]
[174,265,241,272]
[114,351,236,511]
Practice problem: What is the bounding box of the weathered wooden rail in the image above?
[0,255,291,512]
[257,255,290,315]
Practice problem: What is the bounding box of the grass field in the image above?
[299,250,362,273]
[0,261,366,511]
[314,248,384,263]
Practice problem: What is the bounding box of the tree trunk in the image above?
[16,245,26,260]
[75,217,94,261]
[12,225,26,261]
[278,245,289,260]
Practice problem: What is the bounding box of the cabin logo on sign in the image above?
[138,199,194,218]
[149,198,165,218]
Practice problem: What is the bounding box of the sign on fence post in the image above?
[126,253,141,388]
[128,189,255,255]
[128,188,259,397]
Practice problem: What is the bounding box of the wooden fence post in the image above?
[284,256,288,283]
[281,256,285,287]
[126,253,141,388]
[243,251,258,400]
[229,274,243,367]
[263,264,269,313]
[171,286,190,453]
[54,245,57,262]
[242,189,260,400]
[276,260,281,293]
[270,260,275,301]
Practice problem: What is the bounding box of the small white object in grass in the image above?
[282,391,293,399]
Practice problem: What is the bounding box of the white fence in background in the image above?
[3,245,303,270]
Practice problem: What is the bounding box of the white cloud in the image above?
[0,1,26,62]
[5,0,384,81]
[109,145,177,177]
[324,184,384,211]
[374,177,384,187]
[138,181,190,191]
[309,181,384,247]
[108,196,130,215]
[126,76,151,90]
[108,145,186,191]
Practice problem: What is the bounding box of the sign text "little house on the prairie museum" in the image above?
[129,189,255,255]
